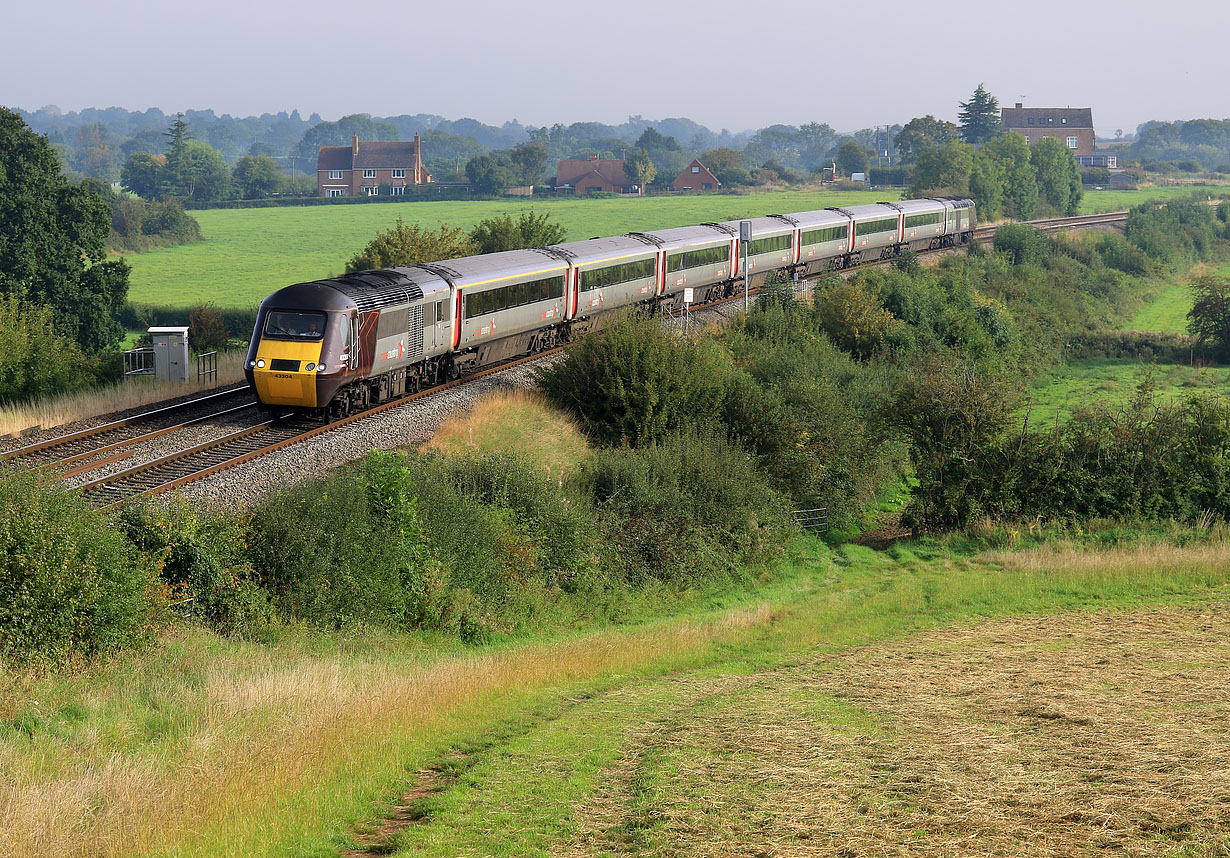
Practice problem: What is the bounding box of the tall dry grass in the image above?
[0,603,773,858]
[422,388,592,480]
[0,351,247,437]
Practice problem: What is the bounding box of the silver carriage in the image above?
[634,224,736,305]
[828,203,902,263]
[781,209,852,277]
[432,248,570,367]
[547,235,660,323]
[718,215,796,289]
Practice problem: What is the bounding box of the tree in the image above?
[815,278,902,359]
[163,113,193,197]
[0,108,128,353]
[634,126,680,153]
[623,149,656,194]
[1029,136,1082,216]
[1187,275,1230,357]
[469,211,567,254]
[958,83,1002,144]
[798,122,838,171]
[296,114,399,160]
[894,115,960,160]
[232,154,282,199]
[465,153,517,195]
[120,151,168,199]
[346,218,476,273]
[908,142,974,197]
[969,148,1006,219]
[700,148,751,185]
[508,140,548,186]
[835,140,869,175]
[188,303,229,352]
[982,133,1037,219]
[178,140,232,201]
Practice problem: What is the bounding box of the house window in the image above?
[1027,118,1034,125]
[1067,137,1079,149]
[1062,118,1067,124]
[391,186,405,196]
[392,169,405,178]
[691,166,700,173]
[326,189,344,198]
[1024,136,1030,144]
[329,170,342,179]
[703,183,713,191]
[364,186,379,196]
[363,169,376,178]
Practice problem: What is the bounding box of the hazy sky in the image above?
[6,0,1226,135]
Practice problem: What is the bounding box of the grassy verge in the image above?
[1078,184,1230,214]
[124,188,889,308]
[4,529,1230,857]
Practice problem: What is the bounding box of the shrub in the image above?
[188,303,230,352]
[537,314,730,446]
[0,468,159,666]
[120,499,271,635]
[0,293,94,404]
[992,223,1050,266]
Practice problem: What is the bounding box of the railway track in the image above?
[22,210,1130,510]
[1,386,258,476]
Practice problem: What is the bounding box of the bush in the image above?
[120,499,271,635]
[537,315,730,446]
[188,303,230,352]
[584,431,789,583]
[247,455,429,628]
[992,223,1050,266]
[0,468,159,666]
[0,293,94,404]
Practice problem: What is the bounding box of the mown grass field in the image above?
[124,189,889,308]
[4,530,1229,858]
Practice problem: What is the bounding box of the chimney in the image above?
[352,134,359,155]
[1015,102,1023,109]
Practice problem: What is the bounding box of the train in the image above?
[245,196,976,416]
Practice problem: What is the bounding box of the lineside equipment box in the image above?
[148,326,190,382]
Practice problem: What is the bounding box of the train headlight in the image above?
[256,359,265,368]
[306,362,315,372]
[317,364,326,372]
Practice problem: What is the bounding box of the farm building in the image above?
[1000,104,1096,157]
[316,134,432,197]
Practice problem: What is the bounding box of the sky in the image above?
[5,0,1226,136]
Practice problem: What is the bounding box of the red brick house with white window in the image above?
[672,159,721,192]
[316,134,432,197]
[1000,104,1095,157]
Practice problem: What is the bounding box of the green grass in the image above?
[1127,281,1193,333]
[1078,184,1230,214]
[1023,357,1229,423]
[123,189,889,309]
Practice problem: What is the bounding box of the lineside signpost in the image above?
[740,220,751,312]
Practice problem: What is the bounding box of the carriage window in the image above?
[666,244,729,273]
[746,233,793,256]
[801,224,848,245]
[464,274,565,318]
[581,257,656,292]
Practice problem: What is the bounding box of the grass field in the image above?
[124,189,890,308]
[4,532,1229,857]
[1127,281,1194,333]
[1023,357,1228,423]
[1077,183,1230,214]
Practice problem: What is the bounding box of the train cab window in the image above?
[264,311,327,340]
[435,301,445,323]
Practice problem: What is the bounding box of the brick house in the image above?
[672,159,721,192]
[1000,104,1095,157]
[316,134,432,197]
[555,157,632,194]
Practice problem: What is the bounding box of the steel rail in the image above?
[2,385,254,464]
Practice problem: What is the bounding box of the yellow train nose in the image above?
[252,339,323,408]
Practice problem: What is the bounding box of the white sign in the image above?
[682,287,694,304]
